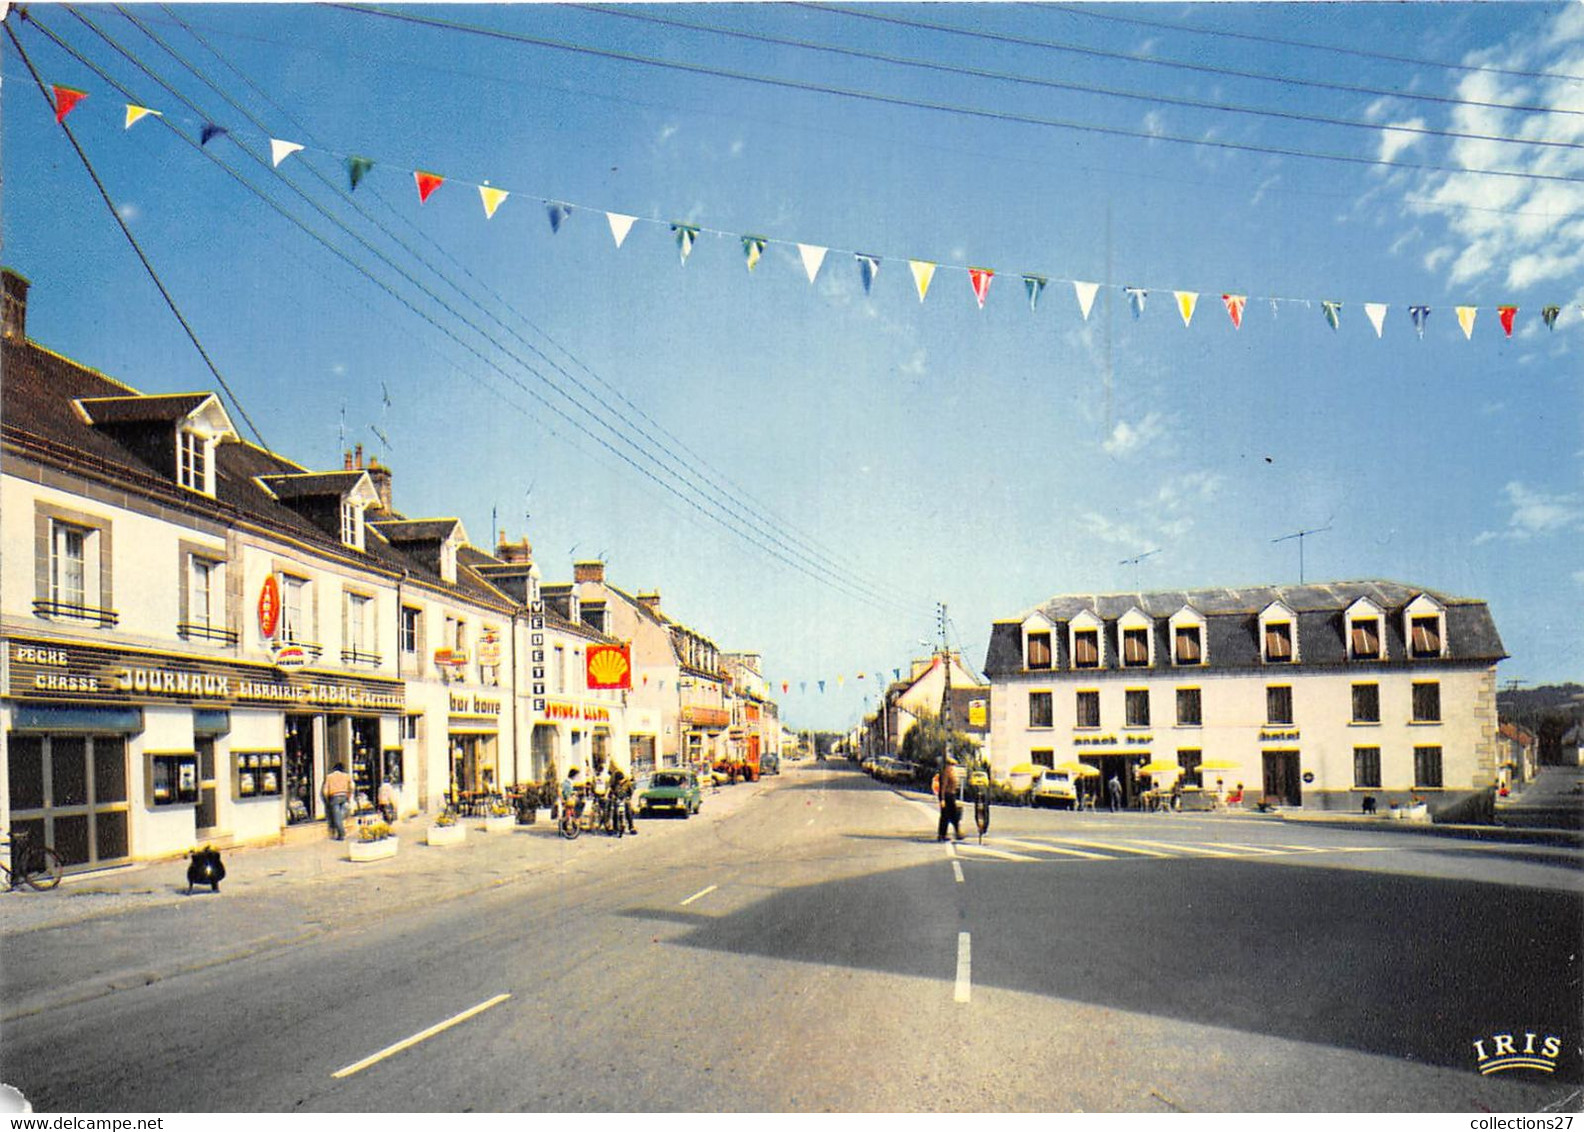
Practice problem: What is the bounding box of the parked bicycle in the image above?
[2,828,64,891]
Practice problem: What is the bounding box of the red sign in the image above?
[258,574,281,640]
[585,644,632,690]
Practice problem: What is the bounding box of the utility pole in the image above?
[938,602,952,769]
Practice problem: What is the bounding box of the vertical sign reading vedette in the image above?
[258,574,281,641]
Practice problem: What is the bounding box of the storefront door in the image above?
[1263,750,1302,807]
[194,737,219,837]
[284,714,317,825]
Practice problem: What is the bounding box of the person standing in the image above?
[322,762,352,840]
[1107,773,1123,813]
[377,778,398,824]
[934,756,965,842]
[610,765,638,835]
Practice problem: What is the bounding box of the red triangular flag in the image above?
[969,267,994,309]
[414,171,444,204]
[1498,306,1518,338]
[53,86,88,124]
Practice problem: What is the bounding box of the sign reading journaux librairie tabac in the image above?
[6,638,404,713]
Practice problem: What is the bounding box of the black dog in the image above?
[187,847,226,894]
[1361,795,1378,815]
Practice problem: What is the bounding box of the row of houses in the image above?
[858,582,1509,815]
[0,270,781,872]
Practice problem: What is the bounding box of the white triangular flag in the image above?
[606,213,636,248]
[1364,303,1388,339]
[798,244,828,284]
[270,139,305,168]
[1073,281,1099,321]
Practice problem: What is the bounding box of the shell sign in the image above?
[586,644,632,690]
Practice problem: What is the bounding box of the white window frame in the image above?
[340,500,365,551]
[1022,613,1054,671]
[1404,595,1447,659]
[177,428,215,496]
[1345,597,1385,661]
[51,521,90,609]
[1118,608,1154,668]
[345,591,374,657]
[281,574,310,644]
[1070,611,1104,670]
[190,556,221,629]
[1258,602,1298,664]
[1169,607,1207,667]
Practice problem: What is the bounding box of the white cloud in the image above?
[1378,119,1428,163]
[729,140,744,158]
[898,348,927,377]
[1480,480,1584,542]
[658,124,678,144]
[1102,412,1168,457]
[1142,110,1166,139]
[117,203,140,222]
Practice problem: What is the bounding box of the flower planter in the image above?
[481,814,515,833]
[426,823,466,846]
[349,836,398,862]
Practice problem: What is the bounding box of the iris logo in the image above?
[1472,1031,1563,1075]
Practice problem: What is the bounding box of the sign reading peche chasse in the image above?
[6,637,404,713]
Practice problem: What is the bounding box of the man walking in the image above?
[322,762,352,840]
[1108,773,1124,812]
[934,756,965,842]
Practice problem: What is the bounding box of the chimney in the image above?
[3,270,29,342]
[343,450,354,471]
[497,534,533,565]
[636,590,661,615]
[354,443,364,469]
[366,459,393,513]
[573,560,605,585]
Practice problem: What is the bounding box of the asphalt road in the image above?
[2,761,1579,1113]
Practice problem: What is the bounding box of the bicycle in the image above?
[2,829,64,891]
[973,787,991,844]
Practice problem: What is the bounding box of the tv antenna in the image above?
[1119,549,1161,590]
[1272,525,1332,584]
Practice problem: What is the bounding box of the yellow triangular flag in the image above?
[1456,306,1477,340]
[909,260,936,303]
[124,105,161,130]
[1176,291,1199,328]
[478,184,509,220]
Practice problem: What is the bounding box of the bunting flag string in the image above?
[52,84,86,124]
[478,184,508,220]
[856,253,880,295]
[742,236,766,272]
[1074,281,1100,321]
[270,138,304,168]
[969,267,993,308]
[35,79,1583,345]
[414,170,444,204]
[1024,274,1046,314]
[124,104,161,130]
[607,212,636,248]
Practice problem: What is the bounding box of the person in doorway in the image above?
[322,763,352,840]
[933,756,965,842]
[1107,773,1123,812]
[377,778,398,824]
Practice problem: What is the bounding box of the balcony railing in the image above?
[34,599,118,627]
[179,621,240,646]
[341,648,383,666]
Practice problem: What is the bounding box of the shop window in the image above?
[1031,749,1055,769]
[1352,683,1381,724]
[1075,690,1101,729]
[1354,747,1382,788]
[148,753,200,807]
[1028,691,1053,729]
[1414,746,1443,788]
[1412,682,1441,723]
[1266,685,1294,726]
[8,735,45,810]
[1176,687,1202,727]
[234,752,284,799]
[1125,689,1150,728]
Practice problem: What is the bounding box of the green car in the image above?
[637,770,702,818]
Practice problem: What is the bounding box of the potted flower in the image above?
[348,820,398,862]
[482,797,515,833]
[426,808,466,847]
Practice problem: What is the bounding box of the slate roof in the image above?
[984,580,1505,676]
[372,518,464,543]
[259,470,369,500]
[78,393,213,424]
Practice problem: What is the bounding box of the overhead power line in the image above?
[1041,2,1584,86]
[573,4,1584,156]
[328,3,1584,187]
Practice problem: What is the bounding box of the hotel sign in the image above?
[6,637,404,713]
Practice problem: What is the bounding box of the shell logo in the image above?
[586,644,631,690]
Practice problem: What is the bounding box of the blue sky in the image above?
[5,3,1581,731]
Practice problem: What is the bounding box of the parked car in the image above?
[636,770,702,818]
[1032,770,1078,809]
[760,752,780,775]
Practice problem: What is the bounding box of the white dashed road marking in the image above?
[680,884,718,906]
[333,994,511,1079]
[955,932,972,1003]
[995,838,1117,860]
[952,860,964,883]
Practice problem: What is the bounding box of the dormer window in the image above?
[1403,594,1447,659]
[1073,629,1099,668]
[1118,609,1153,668]
[1351,617,1381,658]
[177,429,215,495]
[1169,606,1206,666]
[440,540,457,585]
[1259,602,1297,664]
[340,500,365,551]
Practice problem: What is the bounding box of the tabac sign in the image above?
[6,637,404,714]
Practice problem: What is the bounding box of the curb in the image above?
[1274,813,1584,847]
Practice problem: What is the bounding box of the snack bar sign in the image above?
[7,638,404,713]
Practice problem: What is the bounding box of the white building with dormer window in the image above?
[984,580,1506,813]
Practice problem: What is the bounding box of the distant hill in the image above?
[1498,683,1584,763]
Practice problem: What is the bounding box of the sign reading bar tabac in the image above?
[6,637,404,713]
[585,643,631,690]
